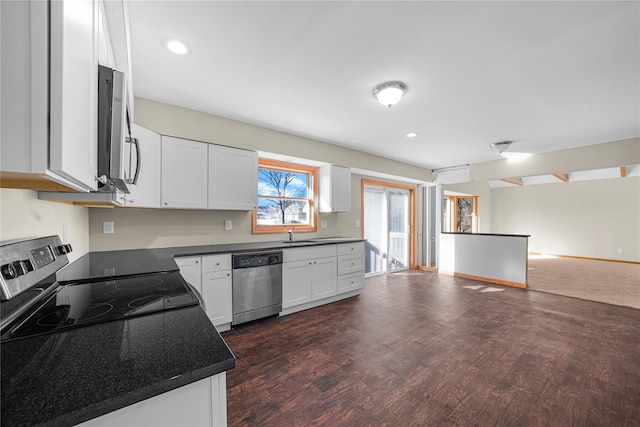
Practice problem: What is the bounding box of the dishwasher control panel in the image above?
[232,251,283,269]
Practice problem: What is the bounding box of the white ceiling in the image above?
[127,1,639,170]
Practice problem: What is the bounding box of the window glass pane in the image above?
[257,198,309,225]
[258,169,308,198]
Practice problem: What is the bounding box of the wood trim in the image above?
[0,172,79,192]
[252,159,318,234]
[620,166,627,178]
[418,265,438,272]
[445,194,478,233]
[440,270,528,289]
[552,173,569,182]
[529,252,640,265]
[361,179,416,270]
[501,177,523,186]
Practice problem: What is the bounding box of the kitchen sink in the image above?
[281,240,316,244]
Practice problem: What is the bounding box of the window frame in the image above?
[444,194,478,233]
[252,159,318,234]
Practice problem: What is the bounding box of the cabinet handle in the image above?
[227,273,230,277]
[195,261,199,264]
[164,202,168,206]
[216,262,220,266]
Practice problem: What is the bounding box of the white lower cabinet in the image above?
[175,256,202,290]
[202,270,232,330]
[282,245,337,309]
[337,242,365,294]
[78,373,227,427]
[177,255,232,332]
[282,259,313,308]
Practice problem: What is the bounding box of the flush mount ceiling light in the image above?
[166,39,189,55]
[406,132,419,138]
[490,141,512,154]
[490,141,532,162]
[373,81,407,107]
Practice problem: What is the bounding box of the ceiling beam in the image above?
[620,166,627,177]
[501,177,523,186]
[552,173,569,182]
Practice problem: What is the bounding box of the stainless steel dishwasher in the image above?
[232,250,283,325]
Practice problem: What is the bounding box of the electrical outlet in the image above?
[103,221,114,234]
[320,220,328,229]
[617,248,623,254]
[355,219,361,228]
[225,220,232,231]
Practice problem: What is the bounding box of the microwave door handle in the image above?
[131,137,141,185]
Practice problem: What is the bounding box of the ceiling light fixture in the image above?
[373,81,407,107]
[490,141,532,162]
[490,141,512,154]
[406,132,419,138]
[166,39,189,55]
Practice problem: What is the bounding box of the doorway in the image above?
[362,180,414,277]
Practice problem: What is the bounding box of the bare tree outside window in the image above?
[257,168,310,226]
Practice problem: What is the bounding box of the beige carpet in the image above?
[527,255,640,309]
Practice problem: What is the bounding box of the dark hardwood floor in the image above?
[222,271,640,426]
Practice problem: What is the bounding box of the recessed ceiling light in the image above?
[166,40,189,55]
[406,132,419,138]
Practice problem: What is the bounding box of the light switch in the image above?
[225,220,232,231]
[103,221,115,234]
[320,220,328,229]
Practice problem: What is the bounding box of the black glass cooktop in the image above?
[3,271,199,341]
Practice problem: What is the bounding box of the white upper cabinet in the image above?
[208,145,258,211]
[1,0,99,192]
[126,124,161,208]
[319,165,351,212]
[161,136,208,209]
[48,0,98,191]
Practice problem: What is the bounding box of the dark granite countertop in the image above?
[1,306,234,426]
[1,237,363,426]
[57,237,365,283]
[441,232,531,238]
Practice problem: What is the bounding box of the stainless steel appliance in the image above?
[232,251,283,325]
[0,236,199,342]
[97,65,140,194]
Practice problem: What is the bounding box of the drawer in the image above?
[202,254,231,272]
[338,271,364,294]
[337,242,364,257]
[283,244,336,263]
[338,254,365,276]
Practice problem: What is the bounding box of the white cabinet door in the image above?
[161,136,208,209]
[202,270,232,327]
[311,257,338,300]
[319,165,351,212]
[208,145,258,210]
[175,256,202,290]
[282,260,312,309]
[125,124,161,208]
[48,0,98,191]
[78,376,222,427]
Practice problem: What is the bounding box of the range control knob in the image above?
[1,261,29,280]
[55,244,73,255]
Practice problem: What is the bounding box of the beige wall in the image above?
[491,176,639,262]
[89,174,373,251]
[470,137,639,181]
[0,189,89,262]
[134,98,432,182]
[443,181,492,233]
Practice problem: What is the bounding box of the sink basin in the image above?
[281,240,316,244]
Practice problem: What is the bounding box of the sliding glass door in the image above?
[364,184,411,276]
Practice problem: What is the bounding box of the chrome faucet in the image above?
[287,226,295,241]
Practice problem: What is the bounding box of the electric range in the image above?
[0,236,199,342]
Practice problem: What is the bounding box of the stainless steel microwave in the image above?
[97,65,139,193]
